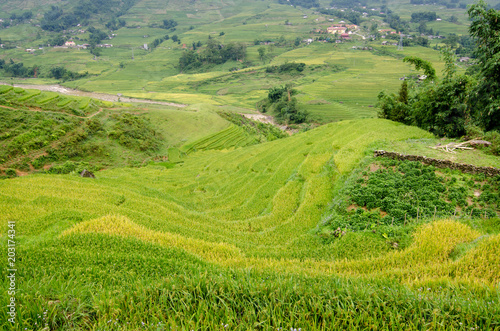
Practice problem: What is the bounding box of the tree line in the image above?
[378,1,500,154]
[0,59,87,81]
[40,0,136,32]
[178,39,246,71]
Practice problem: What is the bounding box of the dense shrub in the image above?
[258,85,308,124]
[178,39,246,71]
[325,159,499,231]
[108,113,162,152]
[266,62,306,74]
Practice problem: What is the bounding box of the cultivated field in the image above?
[1,0,500,329]
[1,119,499,329]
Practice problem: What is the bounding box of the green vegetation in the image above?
[1,0,500,329]
[0,86,104,116]
[108,113,162,152]
[0,106,161,176]
[181,124,257,154]
[258,84,308,124]
[378,1,500,144]
[218,111,288,142]
[265,62,306,74]
[178,39,247,72]
[1,119,499,329]
[324,158,499,233]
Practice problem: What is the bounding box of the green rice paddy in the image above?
[1,1,500,329]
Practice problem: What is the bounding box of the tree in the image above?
[162,19,178,30]
[441,47,457,82]
[260,84,308,124]
[468,0,500,130]
[258,47,266,62]
[398,80,408,104]
[403,56,436,80]
[443,34,458,49]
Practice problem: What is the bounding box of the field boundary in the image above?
[374,150,500,176]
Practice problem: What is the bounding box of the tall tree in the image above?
[468,0,500,130]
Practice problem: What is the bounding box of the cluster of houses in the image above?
[62,40,113,49]
[311,23,360,41]
[25,41,113,53]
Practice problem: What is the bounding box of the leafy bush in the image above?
[48,161,100,174]
[325,159,499,232]
[178,39,246,71]
[258,85,308,124]
[108,113,162,152]
[266,62,306,74]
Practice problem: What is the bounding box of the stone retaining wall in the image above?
[374,150,500,177]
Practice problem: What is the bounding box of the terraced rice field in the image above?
[0,86,108,116]
[181,124,258,154]
[1,119,499,329]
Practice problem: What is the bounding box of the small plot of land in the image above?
[378,138,500,169]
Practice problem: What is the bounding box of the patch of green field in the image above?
[0,87,104,116]
[0,94,232,174]
[1,119,500,328]
[375,137,500,168]
[181,124,258,154]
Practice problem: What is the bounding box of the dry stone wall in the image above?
[374,150,500,177]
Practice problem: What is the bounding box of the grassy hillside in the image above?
[0,88,233,175]
[0,0,472,123]
[1,119,499,329]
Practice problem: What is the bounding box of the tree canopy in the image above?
[402,56,437,81]
[468,0,500,130]
[378,1,500,147]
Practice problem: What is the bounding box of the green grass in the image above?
[0,97,231,174]
[376,137,500,169]
[0,0,453,124]
[1,119,499,329]
[181,124,258,154]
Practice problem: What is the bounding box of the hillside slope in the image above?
[1,119,500,329]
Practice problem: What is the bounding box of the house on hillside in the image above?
[379,29,396,35]
[341,33,350,40]
[327,26,347,34]
[65,41,76,47]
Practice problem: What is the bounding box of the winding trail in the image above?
[0,82,187,108]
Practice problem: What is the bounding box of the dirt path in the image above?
[241,113,289,131]
[0,82,187,108]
